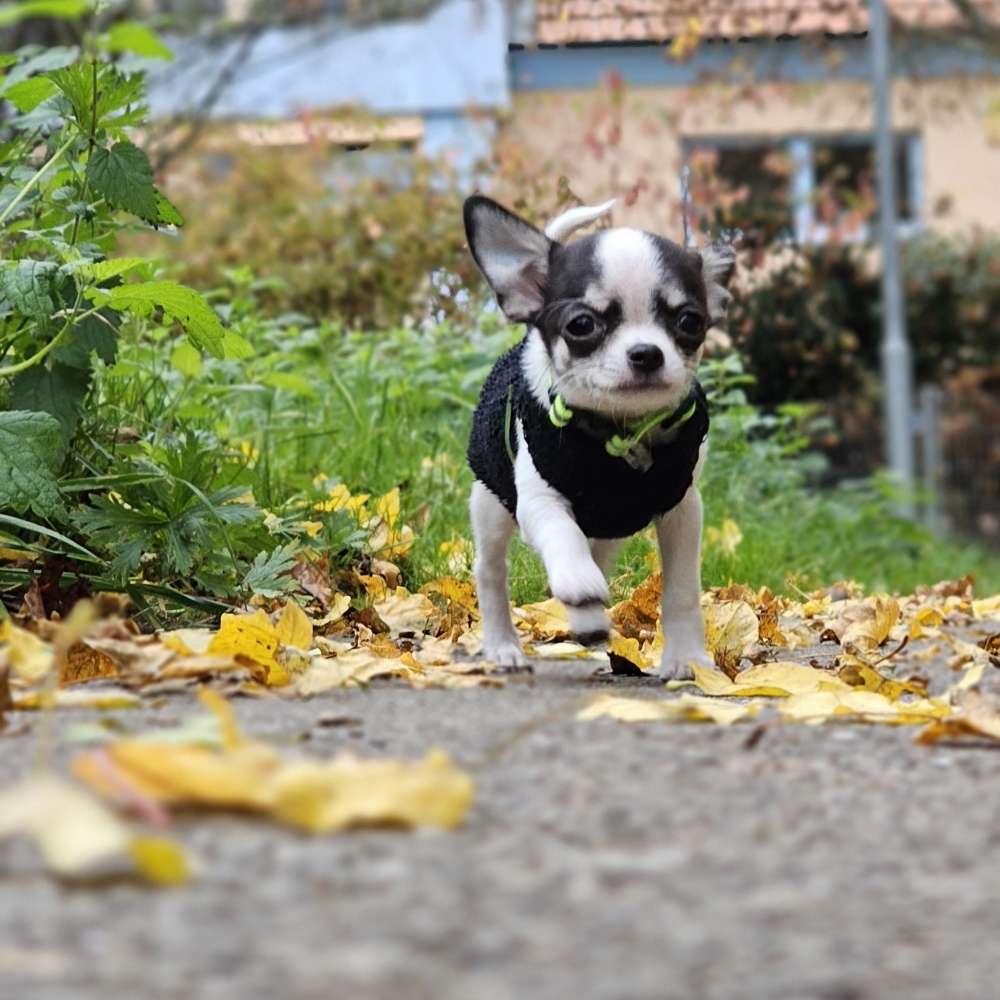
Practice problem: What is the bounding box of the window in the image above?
[684,133,922,246]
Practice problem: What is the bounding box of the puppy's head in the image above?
[464,195,735,419]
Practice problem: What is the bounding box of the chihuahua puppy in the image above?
[464,195,735,680]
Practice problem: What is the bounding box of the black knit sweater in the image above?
[468,339,710,539]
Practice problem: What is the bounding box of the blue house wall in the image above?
[147,0,509,171]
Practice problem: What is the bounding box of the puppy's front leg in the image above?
[656,485,713,681]
[470,480,528,669]
[514,431,609,643]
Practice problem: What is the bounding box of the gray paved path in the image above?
[2,658,1000,1000]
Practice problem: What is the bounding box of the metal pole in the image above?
[870,0,916,516]
[918,384,945,533]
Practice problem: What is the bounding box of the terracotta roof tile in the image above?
[535,0,1000,45]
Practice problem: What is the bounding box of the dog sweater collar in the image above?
[544,383,700,472]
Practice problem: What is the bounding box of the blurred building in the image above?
[145,0,511,173]
[504,1,1000,240]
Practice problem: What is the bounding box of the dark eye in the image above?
[676,311,704,338]
[565,314,598,338]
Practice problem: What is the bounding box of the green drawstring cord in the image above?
[605,399,697,459]
[547,393,574,428]
[506,377,697,470]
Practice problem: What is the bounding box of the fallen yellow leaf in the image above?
[780,689,948,725]
[671,662,851,698]
[295,650,409,693]
[13,687,142,710]
[578,693,759,726]
[513,598,570,640]
[208,609,278,668]
[129,836,191,886]
[608,634,654,670]
[0,621,52,682]
[908,606,944,639]
[269,750,473,832]
[836,656,926,701]
[0,774,187,883]
[72,701,474,834]
[274,599,313,651]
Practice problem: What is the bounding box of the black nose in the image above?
[627,344,664,373]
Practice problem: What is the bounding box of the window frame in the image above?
[682,132,924,246]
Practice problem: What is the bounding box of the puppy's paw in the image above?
[658,645,713,682]
[483,636,530,672]
[567,602,610,647]
[548,557,609,610]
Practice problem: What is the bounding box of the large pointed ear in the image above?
[699,242,736,326]
[464,195,554,322]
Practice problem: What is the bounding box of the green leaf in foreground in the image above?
[0,260,60,316]
[105,21,174,61]
[154,192,184,227]
[171,340,202,377]
[3,76,59,112]
[0,1,89,27]
[86,141,158,223]
[241,544,299,598]
[0,411,66,518]
[95,280,226,358]
[9,362,90,440]
[53,312,119,369]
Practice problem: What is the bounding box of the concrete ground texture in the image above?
[2,637,1000,1000]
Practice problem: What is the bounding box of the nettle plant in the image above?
[0,6,298,610]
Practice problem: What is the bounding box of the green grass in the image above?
[93,289,1000,607]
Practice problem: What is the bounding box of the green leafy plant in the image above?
[0,6,283,615]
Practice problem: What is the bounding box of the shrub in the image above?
[147,145,479,328]
[729,231,1000,407]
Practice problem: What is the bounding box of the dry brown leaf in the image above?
[609,573,661,639]
[917,691,1000,744]
[835,595,900,654]
[836,656,927,700]
[60,642,119,685]
[0,665,11,727]
[373,591,436,634]
[979,632,1000,667]
[703,600,759,676]
[291,556,335,610]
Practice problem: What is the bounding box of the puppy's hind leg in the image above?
[470,480,528,670]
